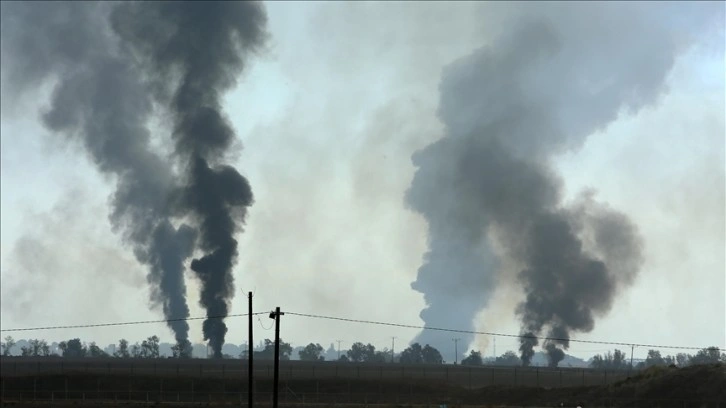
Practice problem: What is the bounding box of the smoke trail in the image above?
[406,2,715,365]
[0,2,196,356]
[110,2,268,357]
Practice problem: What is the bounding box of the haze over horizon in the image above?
[1,1,724,364]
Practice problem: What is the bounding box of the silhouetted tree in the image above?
[114,339,130,358]
[675,353,691,367]
[171,341,192,358]
[422,344,443,364]
[87,342,108,357]
[255,339,292,360]
[462,350,483,366]
[645,349,665,367]
[492,351,520,366]
[2,336,16,356]
[299,343,325,361]
[130,342,142,358]
[591,349,630,369]
[59,339,87,358]
[371,349,390,363]
[21,339,50,357]
[140,336,160,358]
[689,347,724,365]
[346,342,377,362]
[399,343,424,364]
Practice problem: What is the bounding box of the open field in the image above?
[1,357,628,389]
[2,359,725,407]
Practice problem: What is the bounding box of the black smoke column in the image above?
[111,1,268,357]
[403,2,716,366]
[0,1,198,356]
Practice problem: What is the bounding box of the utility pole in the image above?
[269,307,284,408]
[452,338,461,365]
[629,345,635,374]
[248,292,254,408]
[391,337,397,363]
[336,340,342,360]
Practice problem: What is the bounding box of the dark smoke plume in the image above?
[110,1,267,358]
[0,2,197,355]
[1,1,267,357]
[405,2,715,365]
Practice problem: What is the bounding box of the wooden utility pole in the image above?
[270,307,284,408]
[248,292,254,408]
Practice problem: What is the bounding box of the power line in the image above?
[0,312,267,333]
[285,311,725,352]
[2,309,723,353]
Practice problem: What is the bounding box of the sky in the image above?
[0,1,724,362]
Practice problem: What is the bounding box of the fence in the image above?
[0,357,631,388]
[2,359,724,407]
[1,389,724,407]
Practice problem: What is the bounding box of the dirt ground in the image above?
[1,363,724,408]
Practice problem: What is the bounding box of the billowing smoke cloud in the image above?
[406,2,716,365]
[1,1,267,357]
[109,2,267,357]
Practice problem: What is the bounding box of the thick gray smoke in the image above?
[406,2,715,365]
[1,1,266,358]
[110,2,267,358]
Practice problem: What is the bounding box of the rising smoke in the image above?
[406,2,715,365]
[1,1,267,358]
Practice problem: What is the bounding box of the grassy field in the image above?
[1,357,627,389]
[1,359,724,408]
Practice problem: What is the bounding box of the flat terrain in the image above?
[1,358,724,408]
[1,357,626,389]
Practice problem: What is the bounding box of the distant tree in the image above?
[130,343,142,358]
[645,350,665,367]
[590,354,605,369]
[612,349,629,368]
[88,342,108,357]
[299,343,325,361]
[339,354,350,362]
[59,339,87,358]
[462,350,483,366]
[2,336,16,356]
[371,349,390,363]
[689,347,723,366]
[346,342,377,363]
[254,339,292,360]
[675,353,691,367]
[21,339,50,357]
[422,345,443,364]
[590,349,629,370]
[114,339,130,358]
[399,343,424,364]
[171,341,192,358]
[492,351,520,366]
[141,336,160,358]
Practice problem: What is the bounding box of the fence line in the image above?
[1,389,723,407]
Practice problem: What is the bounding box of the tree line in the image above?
[587,347,725,369]
[2,335,723,369]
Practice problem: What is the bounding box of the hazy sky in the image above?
[1,1,724,361]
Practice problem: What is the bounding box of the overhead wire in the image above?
[1,309,722,353]
[285,311,725,352]
[0,312,267,333]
